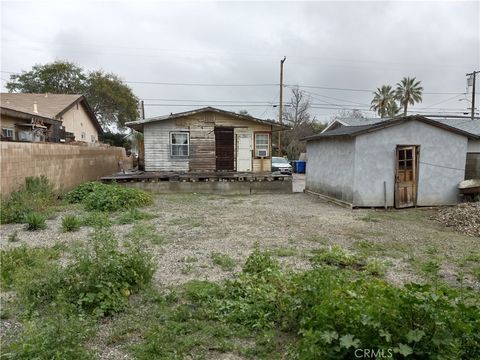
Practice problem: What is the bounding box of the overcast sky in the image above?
[1,0,479,123]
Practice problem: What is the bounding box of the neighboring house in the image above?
[126,107,285,172]
[303,115,479,208]
[0,93,102,143]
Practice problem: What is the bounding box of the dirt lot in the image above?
[1,192,478,290]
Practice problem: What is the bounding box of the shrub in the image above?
[365,258,387,276]
[66,182,152,212]
[24,212,47,231]
[17,229,155,317]
[0,176,56,223]
[61,215,81,232]
[242,246,280,276]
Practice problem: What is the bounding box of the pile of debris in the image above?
[433,202,480,237]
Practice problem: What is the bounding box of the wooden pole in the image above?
[278,56,286,156]
[467,70,479,120]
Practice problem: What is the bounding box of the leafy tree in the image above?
[333,109,366,120]
[6,61,139,128]
[99,131,131,151]
[238,109,250,116]
[395,77,423,116]
[370,85,397,118]
[279,87,325,159]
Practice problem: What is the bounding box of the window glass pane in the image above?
[406,160,413,169]
[405,149,413,160]
[256,134,269,145]
[171,133,188,145]
[399,150,405,160]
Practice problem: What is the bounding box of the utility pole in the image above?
[466,70,479,120]
[278,56,286,156]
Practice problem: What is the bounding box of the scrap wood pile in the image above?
[433,202,480,237]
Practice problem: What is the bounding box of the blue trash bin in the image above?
[297,161,306,174]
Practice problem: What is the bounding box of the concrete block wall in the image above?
[1,142,130,197]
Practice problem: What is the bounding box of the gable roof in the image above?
[322,117,384,133]
[303,115,479,141]
[126,106,288,132]
[1,93,103,133]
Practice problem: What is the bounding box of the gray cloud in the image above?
[1,1,479,123]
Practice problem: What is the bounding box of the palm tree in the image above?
[395,77,423,116]
[386,101,401,118]
[370,85,396,118]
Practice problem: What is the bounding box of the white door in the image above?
[236,133,252,172]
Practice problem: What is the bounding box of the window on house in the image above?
[255,133,270,157]
[81,132,86,140]
[2,128,14,138]
[398,148,413,170]
[91,135,96,142]
[170,132,189,157]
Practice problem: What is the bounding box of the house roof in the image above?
[303,115,480,141]
[126,106,288,132]
[0,93,103,133]
[322,117,384,133]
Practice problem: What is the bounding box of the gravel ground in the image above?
[1,193,479,359]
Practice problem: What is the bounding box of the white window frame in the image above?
[170,132,190,157]
[2,128,14,138]
[254,133,270,158]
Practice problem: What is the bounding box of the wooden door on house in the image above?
[395,145,419,208]
[215,127,234,171]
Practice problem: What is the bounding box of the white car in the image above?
[271,157,292,175]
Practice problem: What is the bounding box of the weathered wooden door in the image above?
[215,127,234,171]
[395,145,418,208]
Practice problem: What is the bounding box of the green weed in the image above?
[211,252,236,270]
[24,212,47,231]
[80,211,112,228]
[116,208,155,224]
[61,215,81,232]
[125,223,165,245]
[7,231,19,242]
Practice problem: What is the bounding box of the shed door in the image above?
[395,145,418,208]
[215,127,234,171]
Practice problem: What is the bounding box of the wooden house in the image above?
[126,107,285,173]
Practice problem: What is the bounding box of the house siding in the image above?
[305,137,356,203]
[60,102,98,143]
[142,111,272,172]
[353,121,468,207]
[144,119,189,172]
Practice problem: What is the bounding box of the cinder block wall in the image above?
[1,142,131,197]
[465,153,480,179]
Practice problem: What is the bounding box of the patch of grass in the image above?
[0,245,60,290]
[7,231,19,242]
[365,258,387,276]
[269,247,298,257]
[80,211,112,228]
[211,252,236,270]
[61,215,81,232]
[0,176,57,224]
[24,212,47,231]
[353,240,386,255]
[115,208,155,224]
[305,235,330,244]
[358,213,381,222]
[125,223,165,245]
[183,256,198,263]
[311,245,364,269]
[168,217,204,229]
[3,312,94,360]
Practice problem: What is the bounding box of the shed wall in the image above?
[353,121,468,206]
[60,103,98,143]
[305,138,355,203]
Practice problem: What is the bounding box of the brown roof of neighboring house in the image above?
[126,106,289,132]
[0,93,103,133]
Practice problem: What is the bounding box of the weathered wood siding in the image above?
[144,119,189,172]
[143,111,273,172]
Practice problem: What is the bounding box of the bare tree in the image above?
[279,87,324,159]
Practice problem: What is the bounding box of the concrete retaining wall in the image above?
[1,141,131,197]
[120,179,292,195]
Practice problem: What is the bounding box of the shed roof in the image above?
[126,106,288,132]
[0,93,103,133]
[303,115,479,141]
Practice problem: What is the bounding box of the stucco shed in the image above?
[304,115,479,208]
